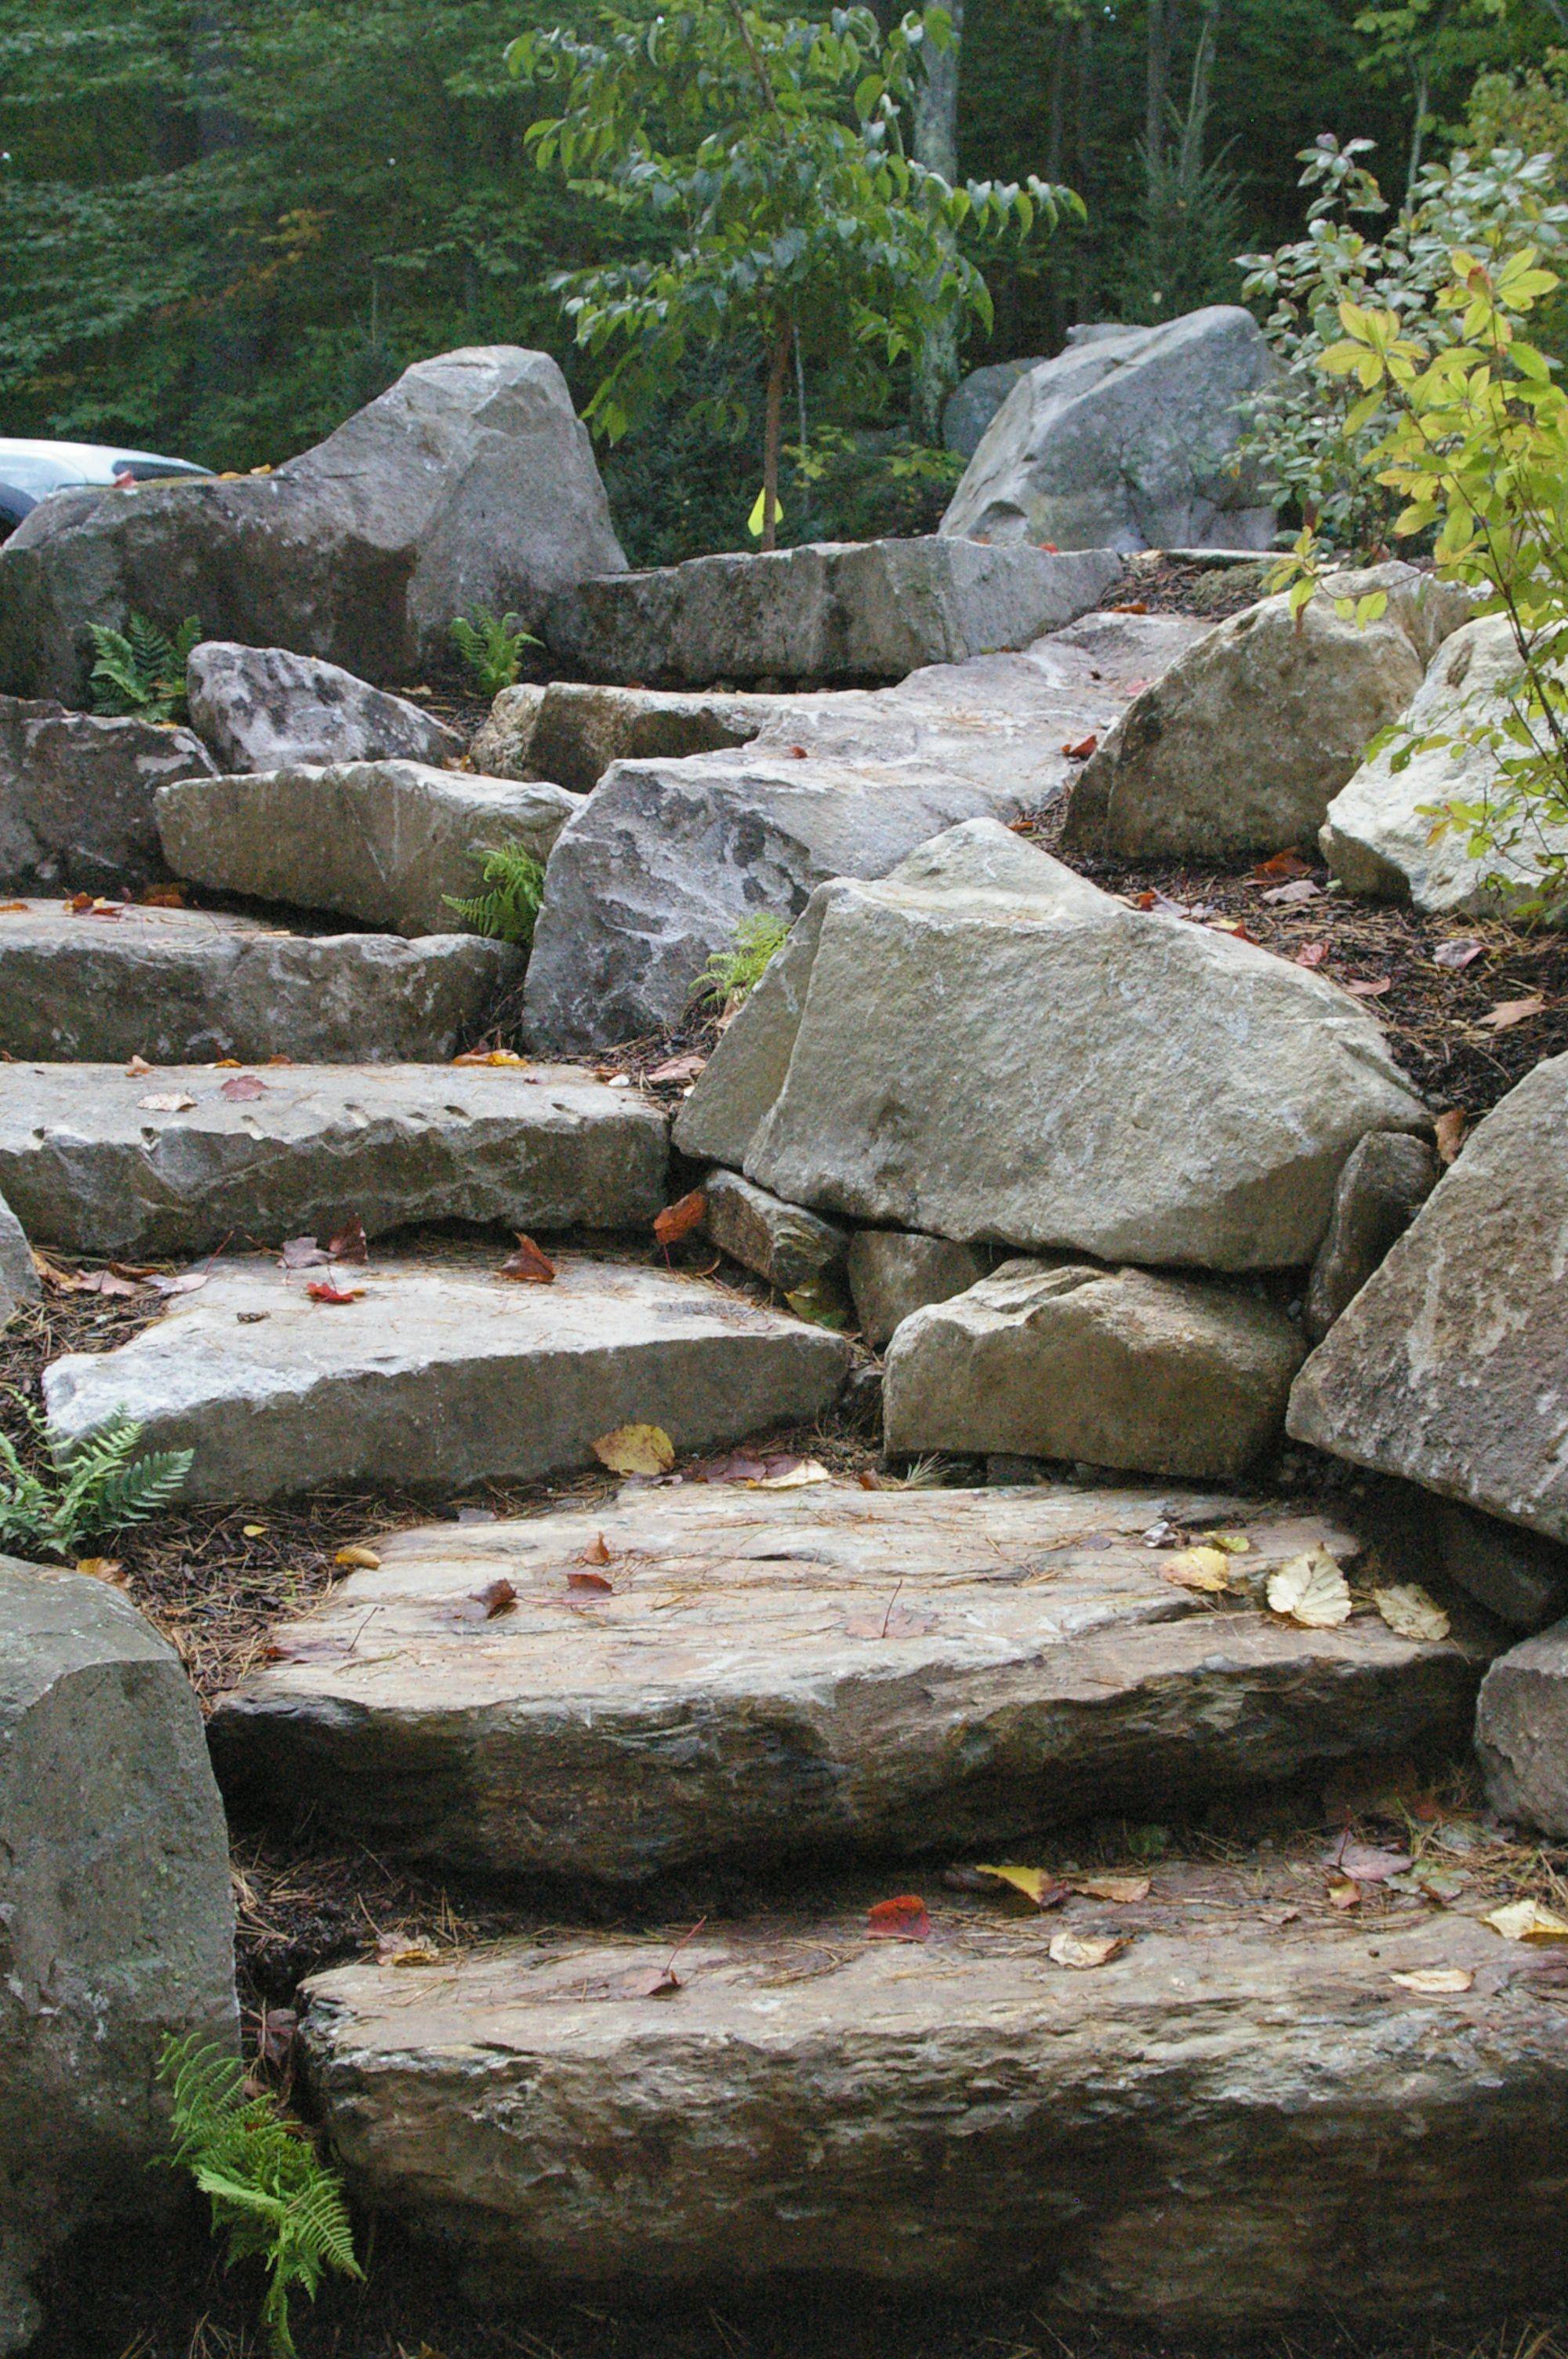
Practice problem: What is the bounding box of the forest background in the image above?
[1,0,1565,565]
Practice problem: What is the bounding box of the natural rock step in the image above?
[0,900,519,1064]
[207,1482,1488,1880]
[0,1062,666,1259]
[298,1885,1568,2321]
[43,1254,848,1506]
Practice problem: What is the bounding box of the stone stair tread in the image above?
[209,1482,1490,1878]
[43,1253,848,1505]
[298,1882,1566,2318]
[0,1060,666,1257]
[0,898,520,1064]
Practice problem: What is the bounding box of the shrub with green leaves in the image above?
[443,840,548,944]
[0,1398,191,1558]
[88,612,202,723]
[449,608,538,696]
[158,2035,361,2359]
[695,911,790,1012]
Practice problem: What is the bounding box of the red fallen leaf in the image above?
[645,1054,707,1086]
[1107,601,1150,615]
[499,1233,557,1283]
[458,1578,517,1621]
[1039,540,1059,552]
[280,1235,332,1269]
[640,1916,707,1998]
[868,1895,931,1943]
[65,892,95,913]
[219,1072,267,1102]
[579,1532,613,1565]
[653,1189,707,1248]
[1251,849,1312,881]
[140,884,187,909]
[1434,1107,1468,1165]
[1131,889,1158,909]
[1345,976,1392,998]
[789,745,809,758]
[567,1568,615,1594]
[1294,940,1330,968]
[1062,734,1098,759]
[1207,918,1258,943]
[306,1281,365,1304]
[326,1215,368,1263]
[1432,937,1485,971]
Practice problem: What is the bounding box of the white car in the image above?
[0,438,211,539]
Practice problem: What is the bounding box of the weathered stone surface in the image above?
[1288,1053,1568,1544]
[209,1481,1478,1879]
[942,357,1044,460]
[884,1259,1306,1478]
[0,1561,236,2355]
[523,615,1207,1052]
[1322,614,1568,912]
[1062,567,1470,860]
[44,1256,848,1507]
[472,682,786,794]
[296,1881,1565,2321]
[0,694,216,893]
[187,641,462,771]
[1305,1129,1439,1344]
[0,900,519,1064]
[0,347,627,703]
[941,307,1279,554]
[1434,1500,1568,1633]
[847,1229,992,1350]
[543,539,1121,689]
[675,821,1430,1272]
[703,1169,848,1292]
[1478,1621,1568,1836]
[0,1063,667,1258]
[0,1190,39,1323]
[156,761,579,937]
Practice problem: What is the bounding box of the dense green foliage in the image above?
[444,841,550,942]
[88,610,201,718]
[449,607,537,693]
[0,1398,192,1557]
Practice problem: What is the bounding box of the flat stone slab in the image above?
[299,1883,1568,2320]
[0,1063,668,1258]
[44,1256,848,1506]
[207,1482,1485,1880]
[0,900,519,1064]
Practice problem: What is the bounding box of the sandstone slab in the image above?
[0,1063,667,1259]
[847,1229,993,1349]
[703,1169,848,1293]
[208,1481,1478,1880]
[1477,1620,1568,1836]
[676,822,1430,1272]
[0,900,518,1065]
[1304,1129,1439,1344]
[0,694,215,893]
[156,761,579,937]
[472,681,787,794]
[43,1255,848,1507]
[187,640,463,771]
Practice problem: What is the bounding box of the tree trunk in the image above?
[1074,9,1097,324]
[911,0,965,446]
[1406,56,1432,198]
[1145,0,1169,169]
[761,326,791,554]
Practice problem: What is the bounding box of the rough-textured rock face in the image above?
[0,1063,668,1258]
[0,695,215,892]
[702,1170,848,1293]
[847,1230,993,1349]
[675,821,1430,1271]
[208,1481,1481,1879]
[1478,1620,1568,1836]
[543,539,1122,688]
[1062,567,1471,860]
[940,307,1278,554]
[1304,1129,1439,1343]
[1322,613,1568,911]
[156,761,579,937]
[1288,1052,1568,1544]
[297,1887,1568,2323]
[186,641,463,772]
[0,900,519,1064]
[0,1561,236,2357]
[884,1259,1307,1478]
[1434,1500,1568,1633]
[942,357,1044,460]
[44,1256,848,1507]
[471,682,786,793]
[0,347,627,702]
[522,615,1210,1054]
[0,1190,38,1329]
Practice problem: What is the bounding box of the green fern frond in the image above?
[449,606,538,696]
[0,1392,192,1557]
[442,839,547,945]
[88,612,201,723]
[694,911,789,1010]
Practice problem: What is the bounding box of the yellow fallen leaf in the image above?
[1073,1874,1151,1904]
[1049,1932,1127,1969]
[975,1865,1065,1908]
[1163,1546,1232,1594]
[593,1423,676,1477]
[1328,1877,1362,1910]
[1374,1583,1450,1643]
[1268,1547,1352,1628]
[452,1048,530,1067]
[75,1557,125,1585]
[242,1523,269,1539]
[755,1458,832,1490]
[1389,1968,1474,1994]
[1207,1532,1252,1554]
[1486,1899,1568,1943]
[334,1545,383,1571]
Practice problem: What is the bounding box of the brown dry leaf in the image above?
[867,1895,931,1943]
[326,1216,369,1264]
[306,1281,365,1304]
[1163,1545,1233,1594]
[755,1457,832,1490]
[1324,1835,1411,1882]
[1486,1899,1568,1943]
[646,1054,707,1086]
[125,1054,154,1077]
[1482,994,1546,1032]
[459,1578,517,1623]
[593,1423,675,1477]
[975,1865,1069,1910]
[147,1270,209,1296]
[1434,1107,1468,1165]
[1389,1967,1474,1994]
[219,1072,267,1102]
[279,1235,332,1270]
[1252,849,1312,880]
[140,883,187,909]
[1261,878,1323,906]
[1432,937,1484,971]
[1374,1583,1451,1643]
[579,1532,613,1566]
[498,1234,557,1284]
[567,1568,615,1596]
[653,1189,707,1247]
[333,1546,382,1571]
[452,1048,529,1067]
[75,1557,126,1586]
[639,1917,707,1997]
[0,900,27,914]
[1063,733,1098,759]
[1327,1879,1363,1910]
[1049,1932,1127,1969]
[1073,1874,1152,1904]
[1267,1547,1352,1628]
[1294,941,1330,969]
[1344,976,1392,998]
[76,1269,144,1298]
[138,1090,197,1113]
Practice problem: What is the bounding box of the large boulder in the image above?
[942,357,1044,460]
[0,1190,38,1329]
[186,641,462,771]
[1477,1622,1568,1835]
[1288,1052,1568,1544]
[542,539,1121,689]
[1062,566,1471,860]
[0,347,627,703]
[0,1561,236,2354]
[675,821,1430,1273]
[0,695,216,892]
[940,307,1278,554]
[471,681,790,793]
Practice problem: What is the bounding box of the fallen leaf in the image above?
[755,1457,832,1489]
[693,1450,771,1484]
[1163,1545,1233,1594]
[567,1568,615,1595]
[1107,600,1149,614]
[1327,1879,1363,1910]
[640,1917,707,1997]
[868,1895,931,1943]
[1294,941,1330,968]
[76,1269,144,1297]
[459,1578,517,1622]
[138,1090,197,1112]
[1389,1967,1474,1994]
[1434,1107,1468,1164]
[1268,1547,1353,1628]
[1073,1874,1152,1904]
[376,1936,441,1967]
[1207,1532,1252,1554]
[326,1216,368,1263]
[1345,976,1392,998]
[1486,1899,1568,1943]
[646,1054,706,1085]
[1261,878,1323,906]
[452,1048,529,1067]
[593,1423,675,1477]
[306,1281,365,1304]
[1049,1932,1127,1968]
[140,884,186,909]
[219,1073,267,1102]
[653,1189,707,1247]
[1251,849,1312,880]
[1324,1835,1412,1883]
[1432,938,1485,970]
[1374,1583,1451,1643]
[1482,994,1546,1032]
[280,1235,332,1269]
[579,1532,613,1565]
[498,1234,557,1284]
[125,1054,153,1076]
[75,1556,125,1585]
[975,1865,1069,1910]
[147,1270,209,1296]
[1062,733,1098,759]
[0,900,27,914]
[334,1545,383,1570]
[1206,917,1258,942]
[242,1524,268,1539]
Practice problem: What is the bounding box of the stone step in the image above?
[297,1881,1567,2321]
[0,1062,666,1259]
[0,900,520,1064]
[43,1252,848,1506]
[207,1481,1489,1880]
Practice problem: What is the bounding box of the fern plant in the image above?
[443,840,547,944]
[694,912,789,1011]
[449,607,538,695]
[158,2035,362,2359]
[0,1398,192,1558]
[88,612,202,723]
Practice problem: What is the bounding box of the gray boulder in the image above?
[0,347,626,703]
[0,694,215,892]
[472,681,790,794]
[543,538,1121,688]
[675,820,1430,1273]
[1304,1129,1439,1344]
[847,1230,993,1350]
[703,1170,848,1295]
[156,761,578,937]
[187,641,463,771]
[1433,1501,1568,1634]
[0,1561,236,2355]
[0,1190,38,1328]
[1477,1620,1568,1837]
[941,307,1279,554]
[942,358,1044,460]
